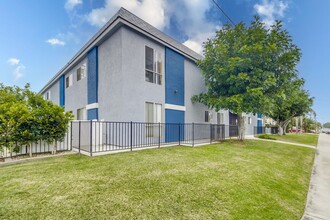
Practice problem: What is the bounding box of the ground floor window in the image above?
[145,102,162,137]
[77,108,86,120]
[217,112,224,124]
[205,111,211,122]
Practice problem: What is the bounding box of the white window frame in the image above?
[66,74,73,88]
[77,108,86,120]
[145,102,162,123]
[145,46,162,85]
[77,64,86,81]
[145,102,162,137]
[248,117,252,125]
[217,112,224,124]
[205,111,212,123]
[46,91,51,100]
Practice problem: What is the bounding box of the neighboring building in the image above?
[40,8,258,134]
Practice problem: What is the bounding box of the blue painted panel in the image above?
[87,46,98,104]
[165,109,185,142]
[59,75,65,107]
[257,113,262,119]
[87,108,98,120]
[165,47,184,106]
[257,119,263,134]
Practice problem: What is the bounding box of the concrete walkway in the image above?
[303,133,330,220]
[248,136,316,149]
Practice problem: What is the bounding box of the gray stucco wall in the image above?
[244,113,258,136]
[64,58,88,119]
[98,26,165,122]
[41,80,60,105]
[98,28,122,121]
[184,59,229,125]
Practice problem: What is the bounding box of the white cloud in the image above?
[254,0,288,28]
[183,31,214,55]
[65,0,82,10]
[86,0,219,54]
[46,38,66,46]
[7,58,20,65]
[7,57,25,80]
[87,0,166,30]
[13,64,25,81]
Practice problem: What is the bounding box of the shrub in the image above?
[258,134,277,140]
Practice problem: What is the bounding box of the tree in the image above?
[323,122,330,129]
[192,17,301,140]
[267,79,313,135]
[0,84,73,157]
[40,101,73,154]
[0,84,29,157]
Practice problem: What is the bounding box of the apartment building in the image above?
[40,8,259,134]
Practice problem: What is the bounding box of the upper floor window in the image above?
[77,64,86,81]
[145,46,162,85]
[248,117,252,125]
[66,74,73,88]
[46,91,51,100]
[43,91,51,100]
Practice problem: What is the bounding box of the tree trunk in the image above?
[283,120,291,135]
[278,118,291,136]
[283,124,288,135]
[29,143,32,157]
[53,140,57,155]
[237,113,245,141]
[278,126,284,135]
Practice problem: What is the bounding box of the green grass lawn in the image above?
[0,140,315,219]
[272,133,319,146]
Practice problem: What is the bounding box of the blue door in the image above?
[165,109,184,143]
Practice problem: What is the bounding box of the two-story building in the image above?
[40,8,259,135]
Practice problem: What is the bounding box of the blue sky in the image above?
[1,0,329,123]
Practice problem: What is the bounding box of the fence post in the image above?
[78,121,81,154]
[192,123,195,147]
[210,124,212,144]
[130,121,133,151]
[90,120,93,157]
[70,121,73,151]
[158,122,161,148]
[178,123,181,146]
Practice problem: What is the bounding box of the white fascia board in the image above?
[165,104,186,111]
[86,103,99,110]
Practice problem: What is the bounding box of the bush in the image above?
[258,134,277,140]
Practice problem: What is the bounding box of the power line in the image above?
[211,0,236,26]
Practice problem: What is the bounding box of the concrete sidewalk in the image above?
[303,133,330,220]
[248,136,316,149]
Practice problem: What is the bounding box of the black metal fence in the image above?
[1,121,242,159]
[71,121,240,156]
[254,126,278,136]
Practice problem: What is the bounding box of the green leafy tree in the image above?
[0,84,29,157]
[15,88,44,157]
[40,101,73,154]
[192,17,301,140]
[323,122,330,129]
[0,84,73,157]
[268,79,313,135]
